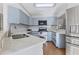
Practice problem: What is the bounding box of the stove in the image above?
[38,27,47,32]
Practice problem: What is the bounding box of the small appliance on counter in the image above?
[38,20,47,25]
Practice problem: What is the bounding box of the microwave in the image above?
[38,20,47,25]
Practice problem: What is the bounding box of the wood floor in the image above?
[43,41,66,55]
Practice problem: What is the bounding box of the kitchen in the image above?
[0,3,79,55]
[7,4,66,48]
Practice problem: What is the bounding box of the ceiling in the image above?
[20,3,68,17]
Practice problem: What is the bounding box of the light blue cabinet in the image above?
[29,17,38,25]
[29,17,57,25]
[47,17,57,25]
[29,17,34,25]
[47,32,53,41]
[8,6,30,25]
[8,6,20,24]
[19,10,29,25]
[56,33,65,48]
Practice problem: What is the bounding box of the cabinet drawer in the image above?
[71,38,79,45]
[66,37,71,42]
[66,43,79,55]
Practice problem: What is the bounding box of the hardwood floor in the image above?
[43,41,66,55]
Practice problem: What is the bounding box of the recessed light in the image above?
[34,3,56,8]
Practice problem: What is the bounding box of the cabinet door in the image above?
[19,10,29,25]
[56,33,65,48]
[66,6,79,25]
[29,17,34,25]
[66,6,79,34]
[8,6,20,24]
[32,18,38,25]
[47,32,52,41]
[33,19,38,25]
[47,17,57,25]
[66,8,74,25]
[66,43,79,55]
[74,6,79,25]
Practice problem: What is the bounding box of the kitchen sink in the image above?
[12,34,29,39]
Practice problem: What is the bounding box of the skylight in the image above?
[34,3,55,8]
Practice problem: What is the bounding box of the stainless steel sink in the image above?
[12,34,29,39]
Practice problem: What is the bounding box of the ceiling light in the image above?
[34,3,55,8]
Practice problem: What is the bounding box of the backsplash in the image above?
[9,23,29,35]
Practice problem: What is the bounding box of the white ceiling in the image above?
[20,3,79,17]
[21,3,68,17]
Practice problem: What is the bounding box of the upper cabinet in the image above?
[66,5,79,34]
[8,6,20,24]
[47,17,57,26]
[66,6,79,25]
[8,6,29,25]
[29,17,57,26]
[19,10,29,25]
[29,17,43,25]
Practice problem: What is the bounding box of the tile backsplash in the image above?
[10,24,28,34]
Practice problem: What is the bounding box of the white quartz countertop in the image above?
[68,33,79,37]
[4,33,46,52]
[47,27,66,34]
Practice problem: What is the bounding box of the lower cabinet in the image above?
[51,32,56,44]
[51,32,65,48]
[56,33,65,48]
[19,43,43,55]
[47,32,53,41]
[66,37,79,55]
[66,43,79,55]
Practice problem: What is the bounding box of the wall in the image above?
[0,14,3,31]
[0,4,3,31]
[3,4,8,32]
[10,24,28,34]
[0,4,3,14]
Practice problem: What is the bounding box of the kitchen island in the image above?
[1,33,46,55]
